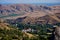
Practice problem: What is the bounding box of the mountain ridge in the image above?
[0,4,60,24]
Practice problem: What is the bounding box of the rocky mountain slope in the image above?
[0,4,60,18]
[0,4,60,24]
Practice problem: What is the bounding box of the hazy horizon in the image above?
[0,0,60,4]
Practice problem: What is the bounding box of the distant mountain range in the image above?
[0,4,60,24]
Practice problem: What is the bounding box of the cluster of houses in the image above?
[22,28,38,33]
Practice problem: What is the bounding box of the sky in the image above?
[0,0,60,4]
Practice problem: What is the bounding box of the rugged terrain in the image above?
[0,4,60,24]
[0,4,60,40]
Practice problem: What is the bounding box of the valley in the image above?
[0,4,60,40]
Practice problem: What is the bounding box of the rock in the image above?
[55,27,60,40]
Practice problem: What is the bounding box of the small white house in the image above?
[53,25,58,28]
[22,28,32,33]
[22,28,37,33]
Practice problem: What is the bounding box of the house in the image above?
[22,28,32,33]
[22,28,38,33]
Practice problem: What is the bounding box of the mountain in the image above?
[0,4,60,40]
[0,4,55,18]
[0,4,60,24]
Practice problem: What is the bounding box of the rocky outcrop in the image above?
[55,27,60,40]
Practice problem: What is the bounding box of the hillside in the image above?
[0,4,60,18]
[0,4,60,40]
[0,20,39,40]
[0,4,60,24]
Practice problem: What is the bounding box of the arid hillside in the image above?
[0,4,60,24]
[0,4,60,18]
